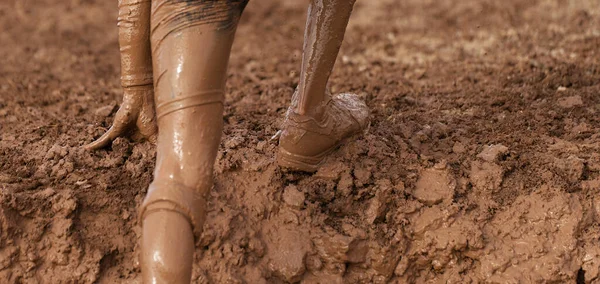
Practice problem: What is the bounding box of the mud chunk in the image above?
[470,161,504,193]
[94,103,116,117]
[405,204,483,278]
[477,144,508,163]
[412,206,447,236]
[595,197,600,222]
[255,140,267,152]
[341,223,367,239]
[587,153,600,172]
[111,137,133,154]
[267,238,307,282]
[315,162,347,181]
[365,196,384,224]
[1,134,15,142]
[314,233,368,266]
[413,168,456,206]
[265,221,310,283]
[118,209,130,220]
[337,171,354,196]
[45,144,68,160]
[394,257,409,277]
[479,191,584,283]
[224,136,245,149]
[353,166,372,187]
[51,218,73,239]
[248,238,265,258]
[346,240,369,263]
[280,209,299,225]
[51,160,74,179]
[0,246,18,271]
[305,255,323,271]
[553,155,584,183]
[581,179,600,191]
[365,180,394,223]
[52,191,78,215]
[570,122,590,135]
[37,188,56,199]
[283,185,305,209]
[452,142,466,154]
[582,246,600,282]
[557,95,583,108]
[369,242,402,282]
[431,122,450,139]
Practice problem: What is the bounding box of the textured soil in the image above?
[1,0,600,283]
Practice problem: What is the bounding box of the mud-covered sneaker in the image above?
[277,93,370,172]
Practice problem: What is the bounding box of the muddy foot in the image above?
[277,93,369,172]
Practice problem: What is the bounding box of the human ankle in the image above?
[141,209,194,284]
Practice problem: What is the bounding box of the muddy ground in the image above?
[1,0,600,283]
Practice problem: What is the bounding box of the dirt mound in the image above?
[1,0,599,283]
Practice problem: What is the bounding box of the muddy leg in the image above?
[86,0,156,150]
[278,0,369,172]
[294,0,356,119]
[140,1,247,283]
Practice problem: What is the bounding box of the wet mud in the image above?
[1,0,600,283]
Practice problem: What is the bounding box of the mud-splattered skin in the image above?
[85,0,156,150]
[158,0,248,31]
[140,2,251,283]
[88,0,361,283]
[151,0,249,48]
[86,0,248,150]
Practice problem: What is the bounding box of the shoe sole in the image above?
[277,144,337,172]
[277,122,370,173]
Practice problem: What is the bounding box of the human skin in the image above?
[294,0,357,121]
[87,0,358,282]
[141,1,248,283]
[85,0,156,150]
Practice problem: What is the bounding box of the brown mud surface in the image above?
[1,0,600,283]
